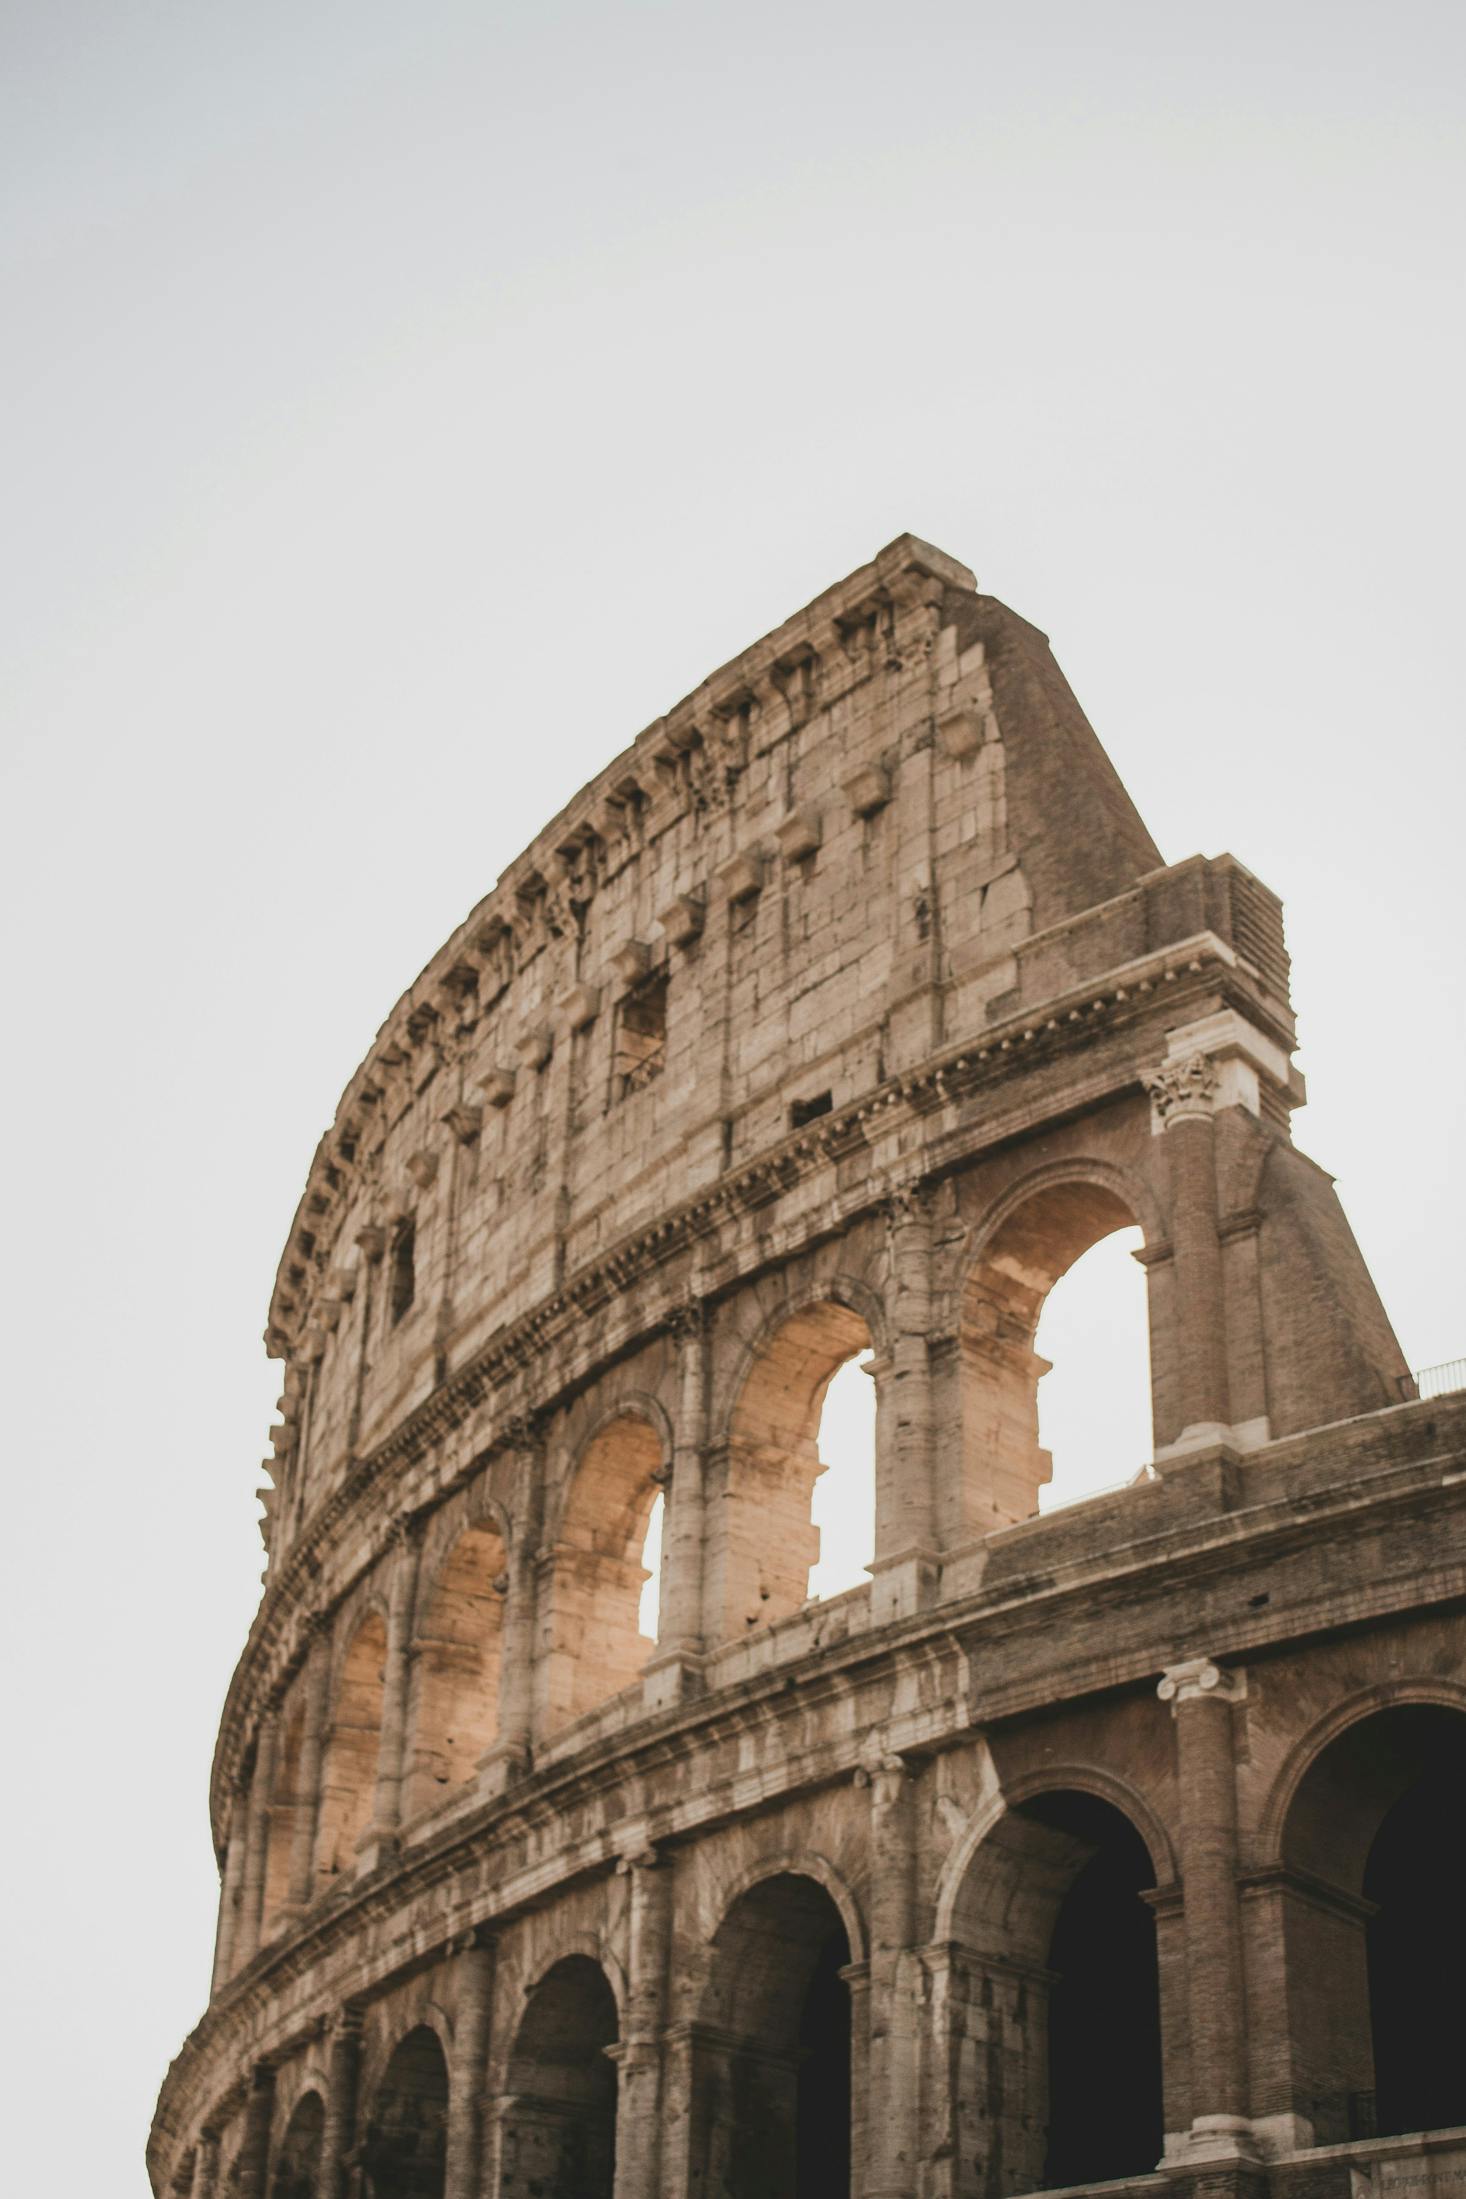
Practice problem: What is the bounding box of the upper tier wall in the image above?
[259,536,1282,1566]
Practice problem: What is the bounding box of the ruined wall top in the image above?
[257,534,1295,1568]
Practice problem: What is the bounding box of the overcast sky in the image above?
[3,5,1463,2189]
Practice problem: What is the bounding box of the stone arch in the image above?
[1268,1693,1466,2144]
[314,1608,387,1883]
[707,1847,869,1972]
[933,1764,1178,1943]
[690,1867,857,2199]
[267,2088,323,2199]
[1256,1677,1466,1869]
[540,1407,668,1735]
[708,1280,883,1642]
[405,1521,507,1817]
[361,2023,449,2199]
[498,1952,620,2199]
[941,1779,1165,2194]
[956,1159,1155,1532]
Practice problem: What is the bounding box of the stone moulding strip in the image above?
[213,932,1280,1827]
[162,1423,1465,2182]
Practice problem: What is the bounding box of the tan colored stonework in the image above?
[151,538,1466,2199]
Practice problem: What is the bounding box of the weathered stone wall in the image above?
[151,540,1464,2199]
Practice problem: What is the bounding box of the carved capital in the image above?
[1157,1657,1247,1708]
[1144,1052,1219,1130]
[666,1299,707,1344]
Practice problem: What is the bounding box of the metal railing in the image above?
[1410,1359,1466,1401]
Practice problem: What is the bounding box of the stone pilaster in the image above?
[1146,1056,1231,1446]
[611,1847,672,2198]
[864,1746,919,2199]
[189,2130,219,2199]
[316,2006,361,2199]
[1159,1657,1253,2150]
[486,1417,543,1787]
[234,2063,275,2199]
[871,1187,941,1622]
[233,1714,277,1969]
[645,1303,708,1705]
[444,1938,494,2199]
[364,1516,422,1855]
[286,1625,331,1911]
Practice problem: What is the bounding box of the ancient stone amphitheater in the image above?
[151,537,1466,2199]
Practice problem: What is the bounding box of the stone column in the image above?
[235,2062,276,2199]
[286,1626,331,1911]
[841,1962,871,2199]
[864,1747,919,2199]
[445,1937,494,2199]
[189,2130,219,2199]
[365,1515,422,1853]
[488,1419,543,1786]
[234,1714,278,1969]
[1145,1056,1231,1445]
[1158,1657,1251,2146]
[645,1304,707,1704]
[316,2007,362,2199]
[210,1788,248,1993]
[871,1189,941,1623]
[613,1847,673,2199]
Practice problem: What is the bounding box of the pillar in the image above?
[488,1418,543,1786]
[234,1714,278,1969]
[235,2062,276,2199]
[645,1303,707,1704]
[865,1748,919,2199]
[316,2007,361,2199]
[189,2131,219,2199]
[210,1787,248,1993]
[613,1847,673,2199]
[445,1937,495,2199]
[1158,1657,1252,2146]
[871,1188,941,1623]
[841,1962,871,2199]
[1145,1055,1231,1444]
[286,1625,331,1910]
[365,1515,422,1852]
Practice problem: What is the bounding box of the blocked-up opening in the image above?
[1282,1705,1466,2142]
[405,1524,506,1818]
[362,2027,448,2199]
[948,1790,1162,2193]
[260,1709,304,1938]
[962,1181,1146,1532]
[693,1873,853,2199]
[716,1301,875,1640]
[1034,1226,1150,1510]
[502,1955,619,2199]
[268,2093,324,2199]
[544,1414,665,1733]
[613,975,667,1095]
[389,1218,415,1325]
[314,1611,386,1882]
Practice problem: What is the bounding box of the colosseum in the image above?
[150,536,1466,2199]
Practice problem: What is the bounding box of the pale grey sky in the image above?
[3,5,1463,2188]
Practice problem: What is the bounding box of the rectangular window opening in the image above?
[389,1217,416,1326]
[614,975,668,1097]
[791,1091,833,1129]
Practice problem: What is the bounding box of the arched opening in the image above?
[405,1523,506,1818]
[499,1954,619,2199]
[543,1415,664,1733]
[961,1180,1148,1532]
[692,1873,853,2197]
[947,1790,1162,2193]
[313,1611,386,1884]
[808,1353,877,1602]
[1280,1704,1466,2142]
[268,2092,324,2199]
[362,2026,449,2199]
[1033,1226,1150,1510]
[259,1708,304,1940]
[716,1301,876,1640]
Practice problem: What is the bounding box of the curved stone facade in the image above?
[151,538,1466,2199]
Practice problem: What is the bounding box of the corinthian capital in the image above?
[1144,1053,1219,1130]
